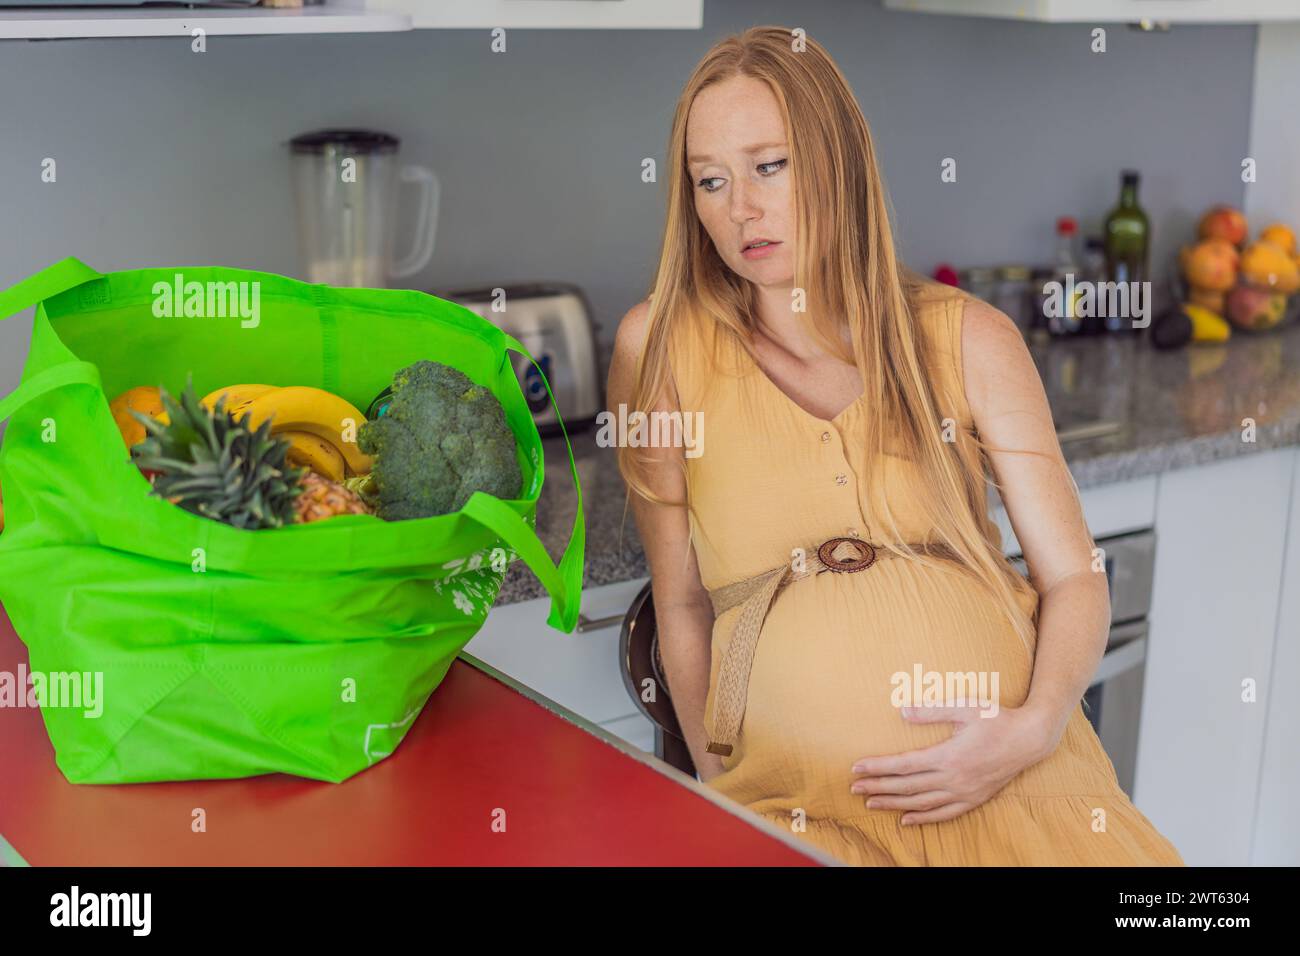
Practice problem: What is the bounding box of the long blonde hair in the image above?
[617,25,1069,655]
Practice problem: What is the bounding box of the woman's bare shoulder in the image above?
[957,294,1041,429]
[611,299,657,389]
[610,297,683,411]
[958,294,1024,361]
[614,298,654,350]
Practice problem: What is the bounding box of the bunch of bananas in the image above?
[200,384,373,482]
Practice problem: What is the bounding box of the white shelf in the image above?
[362,0,702,30]
[0,5,411,40]
[884,0,1300,24]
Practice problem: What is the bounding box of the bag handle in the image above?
[0,258,106,425]
[0,257,103,322]
[459,333,586,634]
[0,361,104,425]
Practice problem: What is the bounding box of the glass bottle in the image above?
[1080,236,1107,336]
[1046,216,1083,337]
[1102,170,1150,335]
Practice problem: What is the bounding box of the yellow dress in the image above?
[666,284,1185,866]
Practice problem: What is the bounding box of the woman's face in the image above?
[686,74,795,286]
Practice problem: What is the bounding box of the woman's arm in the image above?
[960,297,1111,754]
[607,302,725,782]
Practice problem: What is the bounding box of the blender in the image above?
[289,129,439,288]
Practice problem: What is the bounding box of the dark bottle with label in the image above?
[1102,170,1150,335]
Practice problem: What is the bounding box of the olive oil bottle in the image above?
[1102,170,1150,334]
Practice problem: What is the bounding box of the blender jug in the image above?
[289,129,439,287]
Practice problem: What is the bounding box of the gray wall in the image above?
[0,1,1257,397]
[1246,23,1300,228]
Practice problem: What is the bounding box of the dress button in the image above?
[820,431,831,443]
[847,527,860,537]
[834,473,848,485]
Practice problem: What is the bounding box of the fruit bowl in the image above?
[1168,253,1300,335]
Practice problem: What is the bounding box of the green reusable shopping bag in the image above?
[0,257,585,784]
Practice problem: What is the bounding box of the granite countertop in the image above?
[497,320,1300,606]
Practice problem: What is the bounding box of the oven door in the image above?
[1083,619,1148,798]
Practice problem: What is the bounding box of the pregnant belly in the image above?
[709,560,1039,816]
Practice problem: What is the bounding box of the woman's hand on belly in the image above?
[847,702,1054,826]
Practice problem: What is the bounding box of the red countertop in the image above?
[0,606,828,867]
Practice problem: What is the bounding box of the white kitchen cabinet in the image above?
[1138,447,1295,866]
[465,574,649,726]
[1251,447,1300,865]
[361,0,701,30]
[0,0,702,40]
[0,2,409,40]
[468,577,659,755]
[884,0,1300,23]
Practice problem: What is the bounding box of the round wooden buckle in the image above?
[817,536,877,573]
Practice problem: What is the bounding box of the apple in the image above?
[1197,205,1249,247]
[1226,284,1287,331]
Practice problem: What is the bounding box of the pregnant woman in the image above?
[607,26,1183,866]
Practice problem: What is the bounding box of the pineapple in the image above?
[131,377,306,530]
[294,471,372,523]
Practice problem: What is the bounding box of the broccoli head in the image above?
[358,360,522,520]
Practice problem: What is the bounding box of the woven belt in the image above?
[703,536,963,758]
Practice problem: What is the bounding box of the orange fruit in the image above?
[1181,238,1238,292]
[1259,223,1296,257]
[1241,241,1300,294]
[109,386,167,450]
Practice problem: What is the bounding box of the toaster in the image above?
[441,282,603,437]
